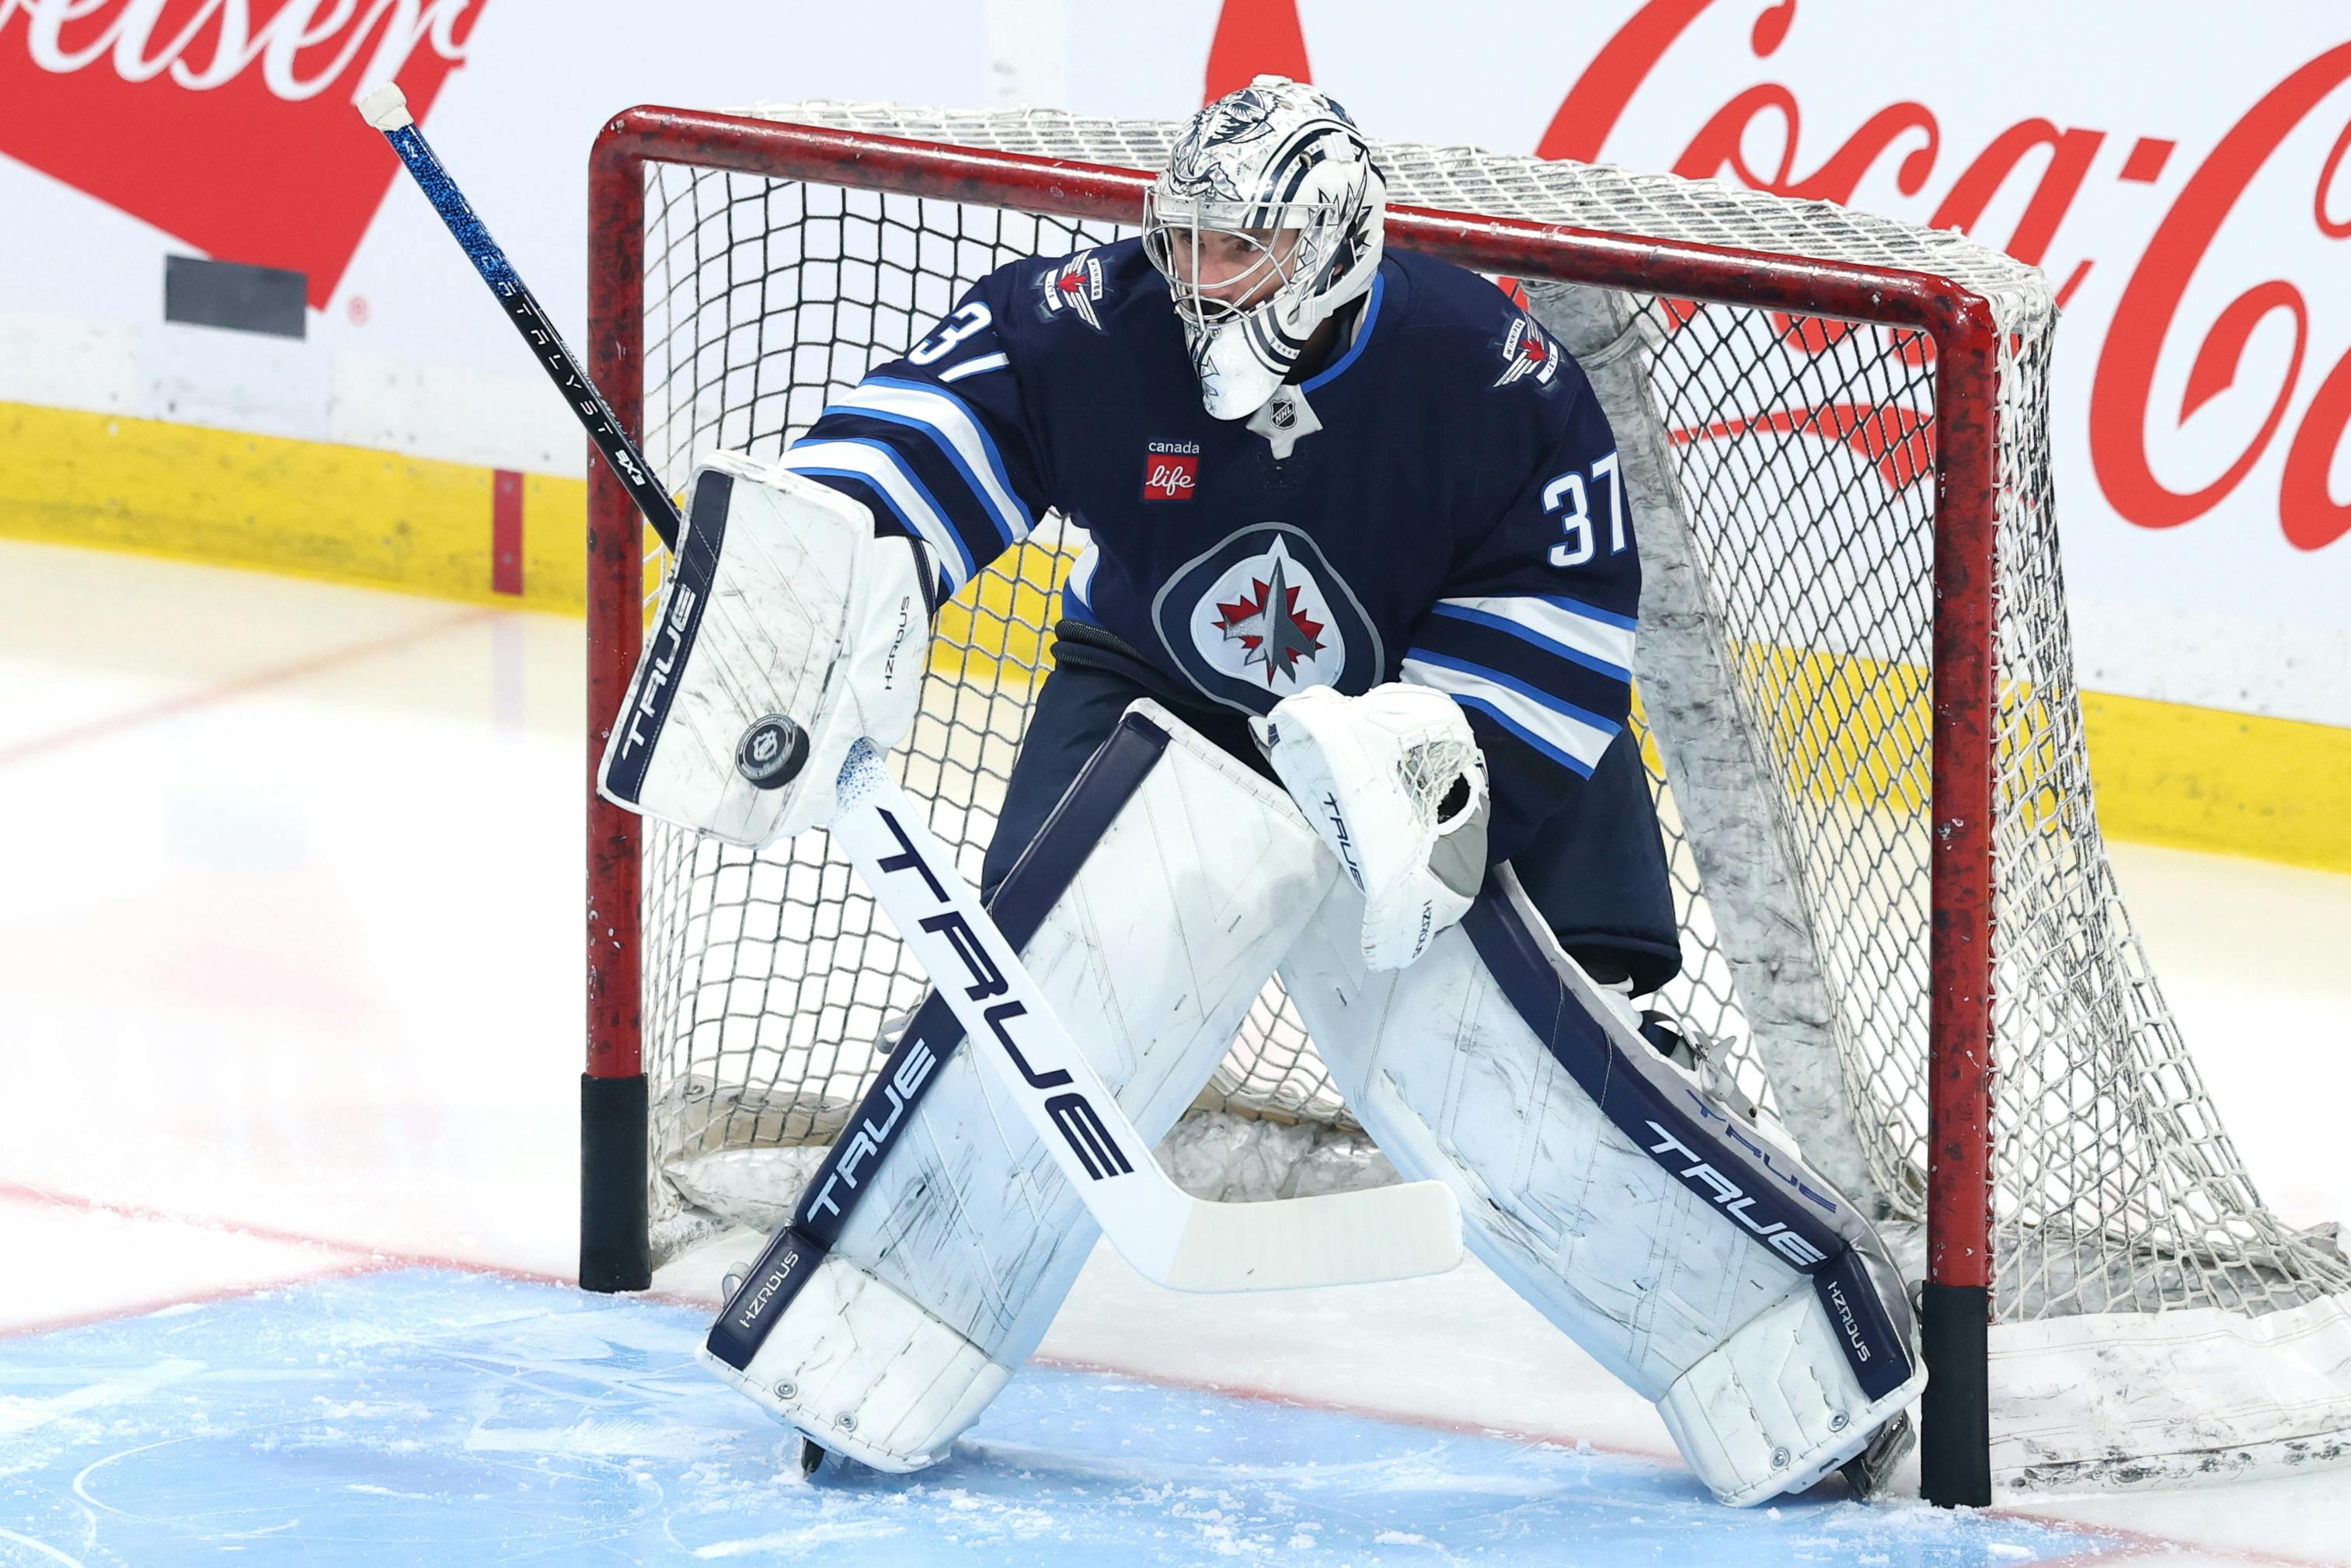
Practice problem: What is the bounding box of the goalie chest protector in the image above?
[965,246,1624,713]
[789,239,1646,866]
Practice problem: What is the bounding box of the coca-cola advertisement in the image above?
[2,0,2345,723]
[1517,0,2351,725]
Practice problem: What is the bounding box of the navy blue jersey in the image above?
[783,240,1639,865]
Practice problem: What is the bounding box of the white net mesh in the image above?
[613,106,2350,1463]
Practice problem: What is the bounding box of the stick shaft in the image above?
[373,117,683,551]
[829,742,1188,1278]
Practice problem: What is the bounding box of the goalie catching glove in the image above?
[598,451,934,845]
[1252,682,1489,970]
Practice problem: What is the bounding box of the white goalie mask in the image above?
[1143,75,1388,420]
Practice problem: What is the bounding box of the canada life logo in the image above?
[0,0,486,308]
[1142,440,1200,501]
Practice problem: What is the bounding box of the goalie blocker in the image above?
[704,694,1923,1503]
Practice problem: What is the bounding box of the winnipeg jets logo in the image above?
[1040,250,1106,329]
[1214,549,1327,684]
[1169,531,1359,707]
[1156,526,1377,714]
[1494,315,1561,389]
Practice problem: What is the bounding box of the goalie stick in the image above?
[358,83,1464,1293]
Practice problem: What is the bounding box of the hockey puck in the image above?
[737,715,810,789]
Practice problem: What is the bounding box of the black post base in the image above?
[580,1071,651,1292]
[1920,1281,1992,1507]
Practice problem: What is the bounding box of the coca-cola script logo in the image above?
[0,0,486,310]
[1536,0,2351,549]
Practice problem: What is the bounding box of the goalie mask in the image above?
[1144,75,1388,420]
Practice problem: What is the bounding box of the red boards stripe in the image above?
[493,470,524,597]
[1203,0,1311,100]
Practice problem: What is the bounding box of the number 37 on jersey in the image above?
[1545,451,1625,570]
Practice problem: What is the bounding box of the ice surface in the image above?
[0,1270,2121,1567]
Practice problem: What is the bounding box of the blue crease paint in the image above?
[0,1270,2116,1566]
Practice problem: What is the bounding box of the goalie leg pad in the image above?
[705,1251,1010,1473]
[701,702,1335,1469]
[1656,1244,1921,1504]
[1277,869,1924,1506]
[598,451,929,847]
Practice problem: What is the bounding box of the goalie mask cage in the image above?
[580,103,2351,1507]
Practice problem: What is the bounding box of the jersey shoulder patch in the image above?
[1025,237,1159,332]
[1381,253,1580,401]
[1492,312,1566,390]
[1035,248,1109,329]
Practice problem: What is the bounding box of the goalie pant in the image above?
[703,703,1923,1505]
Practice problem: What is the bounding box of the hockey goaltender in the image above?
[597,77,1924,1507]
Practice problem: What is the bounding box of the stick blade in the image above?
[1155,1178,1462,1292]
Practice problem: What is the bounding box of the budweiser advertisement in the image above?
[1,0,2344,718]
[0,0,483,307]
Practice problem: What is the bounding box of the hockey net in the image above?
[583,103,2351,1499]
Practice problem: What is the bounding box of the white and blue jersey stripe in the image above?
[1061,543,1103,625]
[778,438,979,594]
[786,319,1051,603]
[1402,591,1634,777]
[829,378,1034,552]
[1423,593,1635,684]
[1401,650,1621,778]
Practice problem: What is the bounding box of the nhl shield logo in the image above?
[737,713,810,789]
[1040,250,1107,330]
[1493,315,1562,389]
[1151,524,1384,713]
